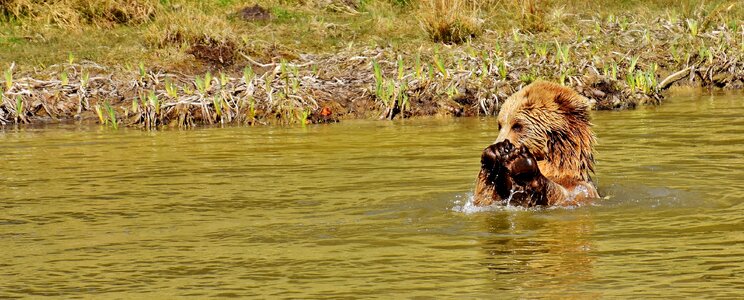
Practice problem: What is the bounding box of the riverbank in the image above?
[1,1,742,127]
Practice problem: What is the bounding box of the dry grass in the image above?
[678,0,740,32]
[515,0,548,33]
[143,6,237,50]
[417,0,483,44]
[1,0,157,28]
[1,0,742,73]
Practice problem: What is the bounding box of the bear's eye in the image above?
[512,123,523,131]
[498,123,502,130]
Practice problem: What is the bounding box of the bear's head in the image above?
[492,81,596,182]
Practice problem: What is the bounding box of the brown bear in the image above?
[474,81,598,207]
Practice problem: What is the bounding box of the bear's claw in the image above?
[510,146,540,184]
[481,140,541,184]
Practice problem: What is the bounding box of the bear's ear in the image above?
[552,89,573,109]
[550,85,591,121]
[521,81,564,111]
[547,85,579,111]
[520,89,546,111]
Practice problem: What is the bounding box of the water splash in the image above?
[450,189,592,213]
[451,192,532,214]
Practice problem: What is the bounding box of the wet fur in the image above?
[474,81,598,206]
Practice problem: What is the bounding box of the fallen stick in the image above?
[238,52,315,68]
[657,67,691,90]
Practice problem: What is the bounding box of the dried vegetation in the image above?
[1,0,743,128]
[0,0,157,27]
[418,0,483,44]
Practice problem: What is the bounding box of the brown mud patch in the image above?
[238,5,271,22]
[188,39,237,66]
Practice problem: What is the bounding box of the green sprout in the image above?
[131,96,139,113]
[204,72,212,92]
[560,68,574,86]
[384,81,395,108]
[148,90,160,114]
[195,75,206,94]
[138,62,146,81]
[80,70,90,88]
[479,61,488,80]
[619,16,629,31]
[399,80,409,112]
[686,19,699,37]
[219,72,227,88]
[243,66,255,85]
[103,101,117,129]
[555,41,570,64]
[497,59,507,79]
[299,109,310,125]
[4,66,12,90]
[611,61,618,80]
[247,96,256,122]
[628,55,639,73]
[165,78,177,98]
[397,55,404,81]
[61,71,69,86]
[433,52,448,78]
[535,43,549,60]
[372,59,384,99]
[280,60,289,93]
[95,104,105,124]
[213,96,222,118]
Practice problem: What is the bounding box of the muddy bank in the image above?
[1,17,742,127]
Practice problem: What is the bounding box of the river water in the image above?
[1,92,742,298]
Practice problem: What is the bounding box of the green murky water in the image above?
[2,92,743,298]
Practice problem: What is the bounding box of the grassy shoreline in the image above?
[1,1,742,127]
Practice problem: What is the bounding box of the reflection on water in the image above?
[478,210,598,298]
[1,92,743,297]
